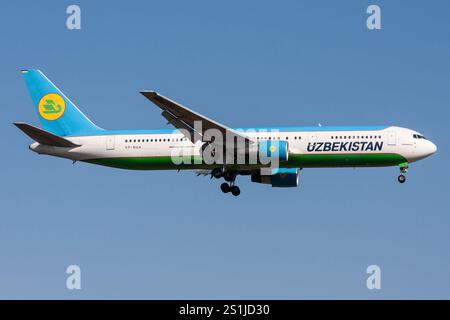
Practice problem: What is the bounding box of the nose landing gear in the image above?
[398,163,408,184]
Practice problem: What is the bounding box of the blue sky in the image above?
[0,0,449,299]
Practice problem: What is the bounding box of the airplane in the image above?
[15,69,437,196]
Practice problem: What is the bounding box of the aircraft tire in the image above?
[221,182,231,193]
[230,186,240,196]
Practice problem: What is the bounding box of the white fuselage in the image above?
[30,126,437,170]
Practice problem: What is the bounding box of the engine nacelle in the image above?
[251,168,300,187]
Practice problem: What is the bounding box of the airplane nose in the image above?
[423,140,437,157]
[430,141,437,154]
[416,140,437,160]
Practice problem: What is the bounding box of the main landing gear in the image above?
[220,182,240,196]
[211,167,223,179]
[212,168,241,196]
[398,163,408,184]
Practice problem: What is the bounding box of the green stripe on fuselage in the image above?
[84,156,204,170]
[82,153,407,170]
[287,153,407,168]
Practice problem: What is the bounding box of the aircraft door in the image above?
[387,131,396,146]
[106,135,115,150]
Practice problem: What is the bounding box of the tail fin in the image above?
[21,69,103,136]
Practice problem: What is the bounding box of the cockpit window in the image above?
[413,134,427,140]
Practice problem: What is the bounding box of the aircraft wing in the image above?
[140,91,252,145]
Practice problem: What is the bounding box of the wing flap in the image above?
[140,91,252,145]
[161,110,201,143]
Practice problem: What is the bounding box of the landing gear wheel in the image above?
[223,171,235,182]
[230,186,241,196]
[398,174,406,184]
[211,168,223,179]
[220,182,231,193]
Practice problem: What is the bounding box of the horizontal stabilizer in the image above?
[14,122,80,148]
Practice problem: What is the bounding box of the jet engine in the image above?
[251,168,300,187]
